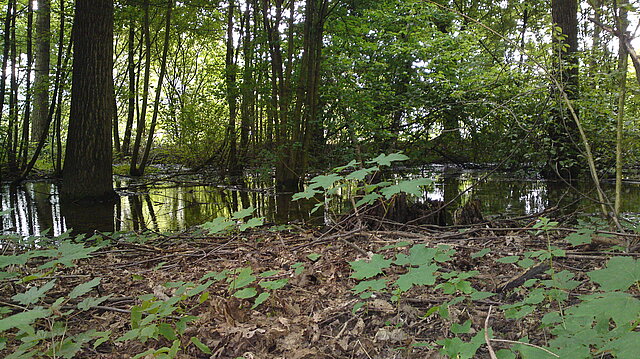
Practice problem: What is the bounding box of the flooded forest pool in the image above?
[3,166,640,236]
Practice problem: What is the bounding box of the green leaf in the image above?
[333,160,358,172]
[12,279,57,305]
[379,241,411,251]
[158,323,178,341]
[380,178,433,199]
[565,229,594,246]
[394,264,438,292]
[259,279,288,290]
[232,207,255,220]
[355,192,382,208]
[186,280,214,297]
[39,242,100,269]
[228,268,256,289]
[451,320,472,334]
[352,278,388,294]
[496,256,520,264]
[259,270,279,277]
[239,217,264,231]
[471,248,491,258]
[345,166,378,181]
[588,256,640,291]
[600,331,640,358]
[233,287,257,299]
[0,307,50,331]
[308,174,343,190]
[349,254,393,279]
[201,217,234,234]
[77,295,113,311]
[191,336,212,354]
[0,254,28,269]
[292,188,321,201]
[252,292,271,309]
[69,278,101,299]
[367,152,409,167]
[394,245,437,266]
[307,253,321,262]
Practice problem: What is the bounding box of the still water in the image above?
[3,166,640,236]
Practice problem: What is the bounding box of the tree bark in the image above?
[615,1,628,215]
[32,0,51,142]
[61,0,115,201]
[122,10,137,155]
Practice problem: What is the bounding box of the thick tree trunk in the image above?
[615,1,628,215]
[32,0,51,142]
[239,0,255,166]
[61,0,115,201]
[548,0,580,178]
[224,0,239,175]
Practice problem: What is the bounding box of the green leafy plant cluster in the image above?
[0,234,111,358]
[293,152,434,214]
[347,222,640,358]
[200,206,265,234]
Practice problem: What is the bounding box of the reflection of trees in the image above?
[60,199,115,234]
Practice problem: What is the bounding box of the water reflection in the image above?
[3,168,640,236]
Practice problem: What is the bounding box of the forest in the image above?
[1,0,640,358]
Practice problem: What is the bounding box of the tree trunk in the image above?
[615,1,628,215]
[0,0,13,171]
[19,0,34,169]
[61,0,115,201]
[239,0,255,166]
[224,0,239,175]
[129,0,152,176]
[32,0,51,142]
[122,11,136,155]
[137,0,173,175]
[548,0,580,178]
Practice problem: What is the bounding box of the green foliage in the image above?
[201,207,265,234]
[294,153,433,216]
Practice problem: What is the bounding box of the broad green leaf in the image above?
[395,264,438,292]
[568,292,640,326]
[367,152,409,166]
[252,292,271,309]
[233,287,257,299]
[600,331,640,358]
[228,268,256,289]
[352,278,388,294]
[239,217,264,231]
[471,248,491,258]
[380,178,433,199]
[332,159,358,172]
[394,245,437,266]
[588,256,640,291]
[496,256,520,264]
[308,174,343,190]
[292,188,321,200]
[158,323,177,341]
[69,278,101,299]
[0,254,28,269]
[355,192,382,208]
[232,207,255,220]
[12,279,57,305]
[259,270,280,277]
[307,253,321,262]
[345,166,378,181]
[201,217,234,234]
[186,280,214,297]
[349,254,393,279]
[451,320,472,334]
[565,229,594,246]
[0,307,50,331]
[260,279,289,290]
[38,242,99,269]
[77,295,112,311]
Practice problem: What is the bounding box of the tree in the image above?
[61,0,116,201]
[548,0,580,178]
[31,0,51,142]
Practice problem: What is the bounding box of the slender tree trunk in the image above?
[32,0,51,142]
[19,0,34,169]
[239,0,255,164]
[0,0,13,168]
[615,1,628,215]
[224,0,239,175]
[129,0,151,176]
[122,11,136,155]
[61,0,115,201]
[8,5,18,171]
[138,0,173,175]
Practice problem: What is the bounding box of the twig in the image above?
[484,306,498,359]
[490,339,560,357]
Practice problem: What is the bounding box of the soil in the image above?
[1,216,638,358]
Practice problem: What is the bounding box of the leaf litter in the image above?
[1,216,639,358]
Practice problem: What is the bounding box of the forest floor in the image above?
[2,215,638,359]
